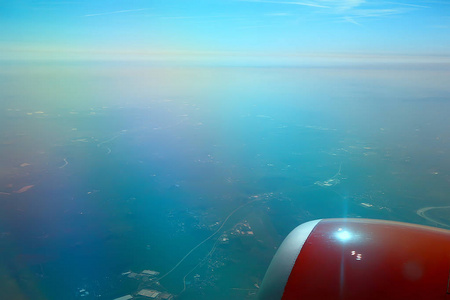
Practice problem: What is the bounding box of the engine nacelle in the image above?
[259,219,450,300]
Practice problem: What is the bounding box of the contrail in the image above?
[85,8,148,17]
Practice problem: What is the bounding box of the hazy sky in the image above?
[1,0,450,61]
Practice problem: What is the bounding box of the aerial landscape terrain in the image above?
[1,1,450,299]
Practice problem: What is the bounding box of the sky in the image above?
[1,0,450,62]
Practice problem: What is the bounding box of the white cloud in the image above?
[84,8,149,17]
[342,16,362,25]
[237,0,427,27]
[265,12,292,16]
[316,0,365,10]
[349,8,406,18]
[237,0,330,8]
[383,2,429,8]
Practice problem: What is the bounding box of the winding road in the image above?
[416,205,450,228]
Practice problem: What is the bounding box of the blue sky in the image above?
[1,0,450,61]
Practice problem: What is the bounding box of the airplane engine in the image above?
[258,218,450,300]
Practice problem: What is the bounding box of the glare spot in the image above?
[335,230,352,241]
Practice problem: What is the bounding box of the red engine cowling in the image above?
[258,219,450,300]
